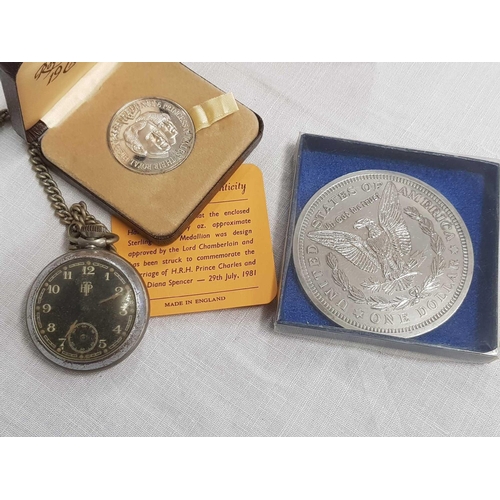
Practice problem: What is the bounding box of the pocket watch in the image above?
[26,225,149,371]
[1,110,149,370]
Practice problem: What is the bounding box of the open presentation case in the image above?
[0,62,263,245]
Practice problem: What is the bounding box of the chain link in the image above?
[28,141,101,229]
[1,108,118,250]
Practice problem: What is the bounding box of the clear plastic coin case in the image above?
[275,134,500,360]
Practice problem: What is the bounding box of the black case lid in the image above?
[0,62,95,142]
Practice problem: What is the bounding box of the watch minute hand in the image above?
[99,291,124,304]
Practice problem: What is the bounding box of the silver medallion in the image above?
[108,97,195,174]
[293,170,474,338]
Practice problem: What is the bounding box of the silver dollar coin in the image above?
[108,97,195,174]
[293,170,474,338]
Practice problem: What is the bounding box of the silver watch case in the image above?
[26,248,149,371]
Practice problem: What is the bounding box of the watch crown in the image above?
[80,224,108,238]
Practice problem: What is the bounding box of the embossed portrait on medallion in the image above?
[108,98,195,175]
[123,111,179,157]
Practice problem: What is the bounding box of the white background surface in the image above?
[1,63,500,436]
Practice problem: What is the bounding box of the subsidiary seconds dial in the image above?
[27,249,149,370]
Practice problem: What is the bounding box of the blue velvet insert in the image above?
[277,134,499,353]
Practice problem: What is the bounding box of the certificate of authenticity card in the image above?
[112,164,277,316]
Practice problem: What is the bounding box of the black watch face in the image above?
[32,257,137,363]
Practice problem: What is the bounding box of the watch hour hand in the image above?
[65,319,79,338]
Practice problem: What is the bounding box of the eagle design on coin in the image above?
[308,181,422,294]
[293,171,474,338]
